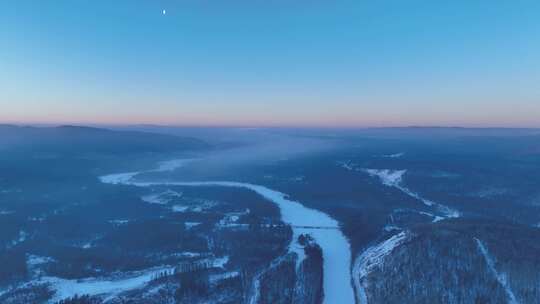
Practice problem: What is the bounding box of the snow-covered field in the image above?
[40,266,174,303]
[99,160,356,304]
[381,152,405,158]
[363,169,407,188]
[141,190,183,205]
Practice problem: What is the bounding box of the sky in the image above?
[1,0,540,128]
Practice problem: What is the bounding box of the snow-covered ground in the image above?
[289,175,306,182]
[141,190,183,205]
[184,222,201,229]
[248,254,290,304]
[172,205,189,212]
[171,199,216,213]
[9,160,239,303]
[99,161,356,304]
[81,242,93,249]
[381,152,405,158]
[7,230,28,249]
[28,253,230,303]
[343,165,462,304]
[210,271,240,283]
[108,219,130,225]
[26,255,56,277]
[363,169,407,188]
[217,209,250,229]
[27,255,55,267]
[352,232,409,304]
[99,172,139,185]
[340,163,461,221]
[41,266,174,303]
[131,181,355,304]
[205,256,229,269]
[156,159,196,172]
[172,251,202,258]
[362,169,460,220]
[475,238,519,304]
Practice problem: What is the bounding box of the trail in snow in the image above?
[99,160,356,304]
[352,232,409,304]
[475,238,519,304]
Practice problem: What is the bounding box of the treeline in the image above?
[150,260,242,302]
[56,294,100,304]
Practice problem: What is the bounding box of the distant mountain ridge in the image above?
[0,124,210,154]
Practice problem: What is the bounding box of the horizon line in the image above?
[2,121,540,130]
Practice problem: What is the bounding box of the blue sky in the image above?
[1,0,540,127]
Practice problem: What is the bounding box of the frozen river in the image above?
[100,160,356,304]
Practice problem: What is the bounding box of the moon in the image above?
[162,9,166,15]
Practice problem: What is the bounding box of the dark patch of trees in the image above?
[56,294,100,304]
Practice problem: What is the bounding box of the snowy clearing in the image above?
[363,169,406,187]
[381,152,405,158]
[156,159,196,172]
[141,190,183,205]
[40,266,173,303]
[34,253,230,303]
[210,271,240,283]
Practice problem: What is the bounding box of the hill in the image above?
[0,125,210,154]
